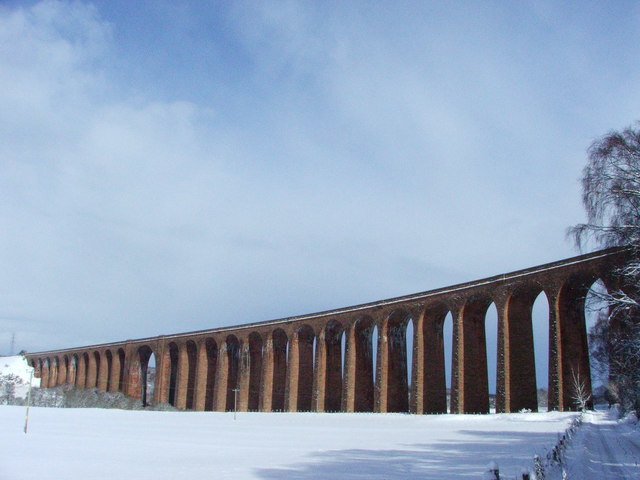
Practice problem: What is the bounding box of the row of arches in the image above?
[36,349,126,394]
[30,252,624,414]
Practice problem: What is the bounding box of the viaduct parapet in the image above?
[26,248,628,414]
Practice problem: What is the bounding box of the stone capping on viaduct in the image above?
[27,247,630,415]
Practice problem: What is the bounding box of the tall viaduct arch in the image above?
[26,248,630,414]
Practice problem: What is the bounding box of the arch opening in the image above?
[531,290,550,411]
[386,311,409,413]
[296,325,315,412]
[406,317,414,399]
[105,351,113,391]
[555,274,598,411]
[204,338,217,411]
[69,354,78,386]
[485,302,498,411]
[372,324,379,391]
[271,329,288,412]
[92,351,101,389]
[225,335,240,412]
[168,342,179,407]
[137,345,155,407]
[41,358,50,388]
[60,355,69,385]
[185,341,198,410]
[460,297,492,413]
[341,329,347,382]
[421,304,450,414]
[117,349,125,392]
[323,321,343,412]
[81,353,90,388]
[585,278,610,406]
[50,357,59,387]
[353,316,374,412]
[248,332,263,411]
[443,311,453,412]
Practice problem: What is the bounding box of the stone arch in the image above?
[224,335,241,411]
[203,338,217,411]
[420,302,450,414]
[80,352,90,388]
[104,349,116,393]
[485,301,498,409]
[104,349,113,392]
[293,324,315,412]
[32,358,41,385]
[271,329,288,412]
[341,326,347,388]
[50,357,59,388]
[586,276,638,409]
[183,340,198,409]
[59,355,69,385]
[385,310,410,413]
[247,332,263,411]
[55,356,63,385]
[503,284,544,412]
[459,295,492,413]
[371,323,379,391]
[86,351,100,389]
[531,290,551,409]
[352,316,374,412]
[584,278,610,389]
[96,351,108,390]
[443,311,454,412]
[116,349,126,392]
[43,357,50,387]
[406,316,415,400]
[134,345,155,407]
[41,358,50,388]
[27,358,36,386]
[48,357,54,387]
[47,357,57,388]
[554,274,596,411]
[69,354,78,386]
[319,320,343,412]
[167,342,180,406]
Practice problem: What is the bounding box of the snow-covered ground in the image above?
[2,355,638,479]
[1,406,577,479]
[561,409,640,480]
[0,355,39,398]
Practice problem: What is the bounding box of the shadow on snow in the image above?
[254,430,559,480]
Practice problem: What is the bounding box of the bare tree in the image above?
[570,124,640,251]
[569,123,640,413]
[0,373,22,405]
[569,368,592,412]
[589,312,640,411]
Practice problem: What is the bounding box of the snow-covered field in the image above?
[1,406,577,479]
[3,355,637,479]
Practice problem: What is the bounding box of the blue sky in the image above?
[1,1,639,390]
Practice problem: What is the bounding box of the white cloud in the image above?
[1,0,639,361]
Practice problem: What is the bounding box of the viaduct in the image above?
[25,248,627,414]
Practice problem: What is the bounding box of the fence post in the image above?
[534,454,545,479]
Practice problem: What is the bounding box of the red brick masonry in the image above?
[28,248,628,414]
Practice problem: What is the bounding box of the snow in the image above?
[0,355,39,397]
[0,406,578,479]
[559,409,640,480]
[2,354,637,479]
